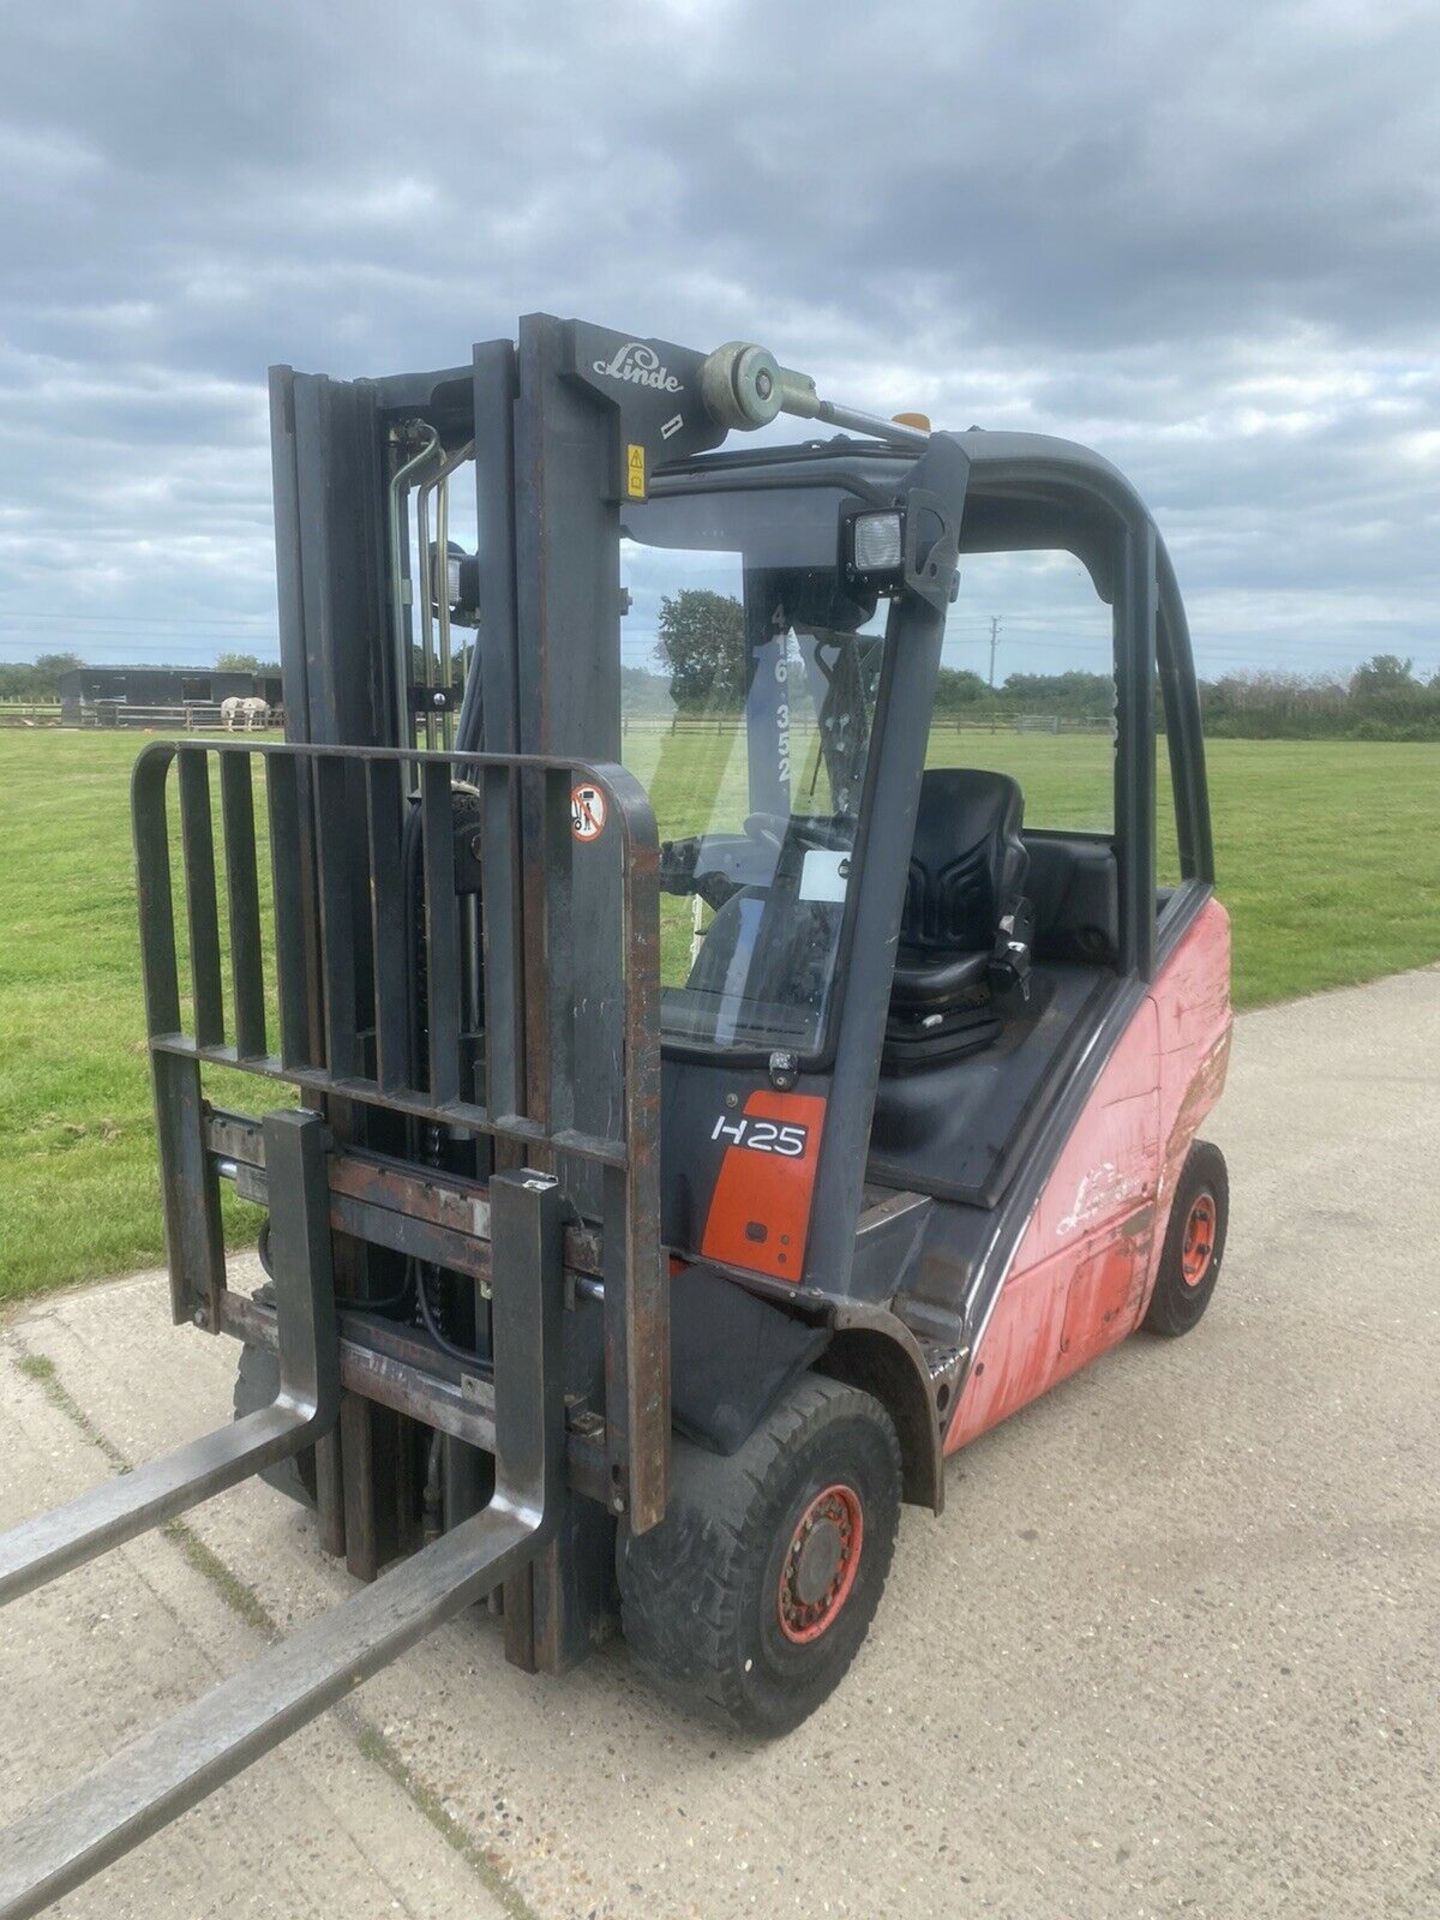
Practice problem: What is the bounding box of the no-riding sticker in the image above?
[571,782,607,842]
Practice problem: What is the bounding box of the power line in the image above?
[0,610,274,630]
[0,642,274,664]
[949,626,1423,663]
[0,640,276,658]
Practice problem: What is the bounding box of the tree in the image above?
[31,652,84,694]
[621,663,673,716]
[933,666,987,709]
[1000,668,1115,716]
[655,589,746,710]
[410,642,473,688]
[1350,654,1417,695]
[215,652,262,672]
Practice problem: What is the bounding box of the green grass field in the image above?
[2,727,1437,1303]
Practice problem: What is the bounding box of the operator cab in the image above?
[625,430,1206,1244]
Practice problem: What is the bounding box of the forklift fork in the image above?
[0,1161,566,1920]
[0,1110,337,1610]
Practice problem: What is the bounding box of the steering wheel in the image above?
[742,812,849,853]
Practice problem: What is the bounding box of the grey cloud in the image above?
[0,0,1436,672]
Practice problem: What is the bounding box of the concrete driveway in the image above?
[2,966,1437,1920]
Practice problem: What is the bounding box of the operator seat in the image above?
[885,768,1034,1065]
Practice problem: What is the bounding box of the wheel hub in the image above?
[777,1484,863,1644]
[1181,1191,1217,1286]
[794,1518,844,1604]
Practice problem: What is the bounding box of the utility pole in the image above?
[988,615,1001,732]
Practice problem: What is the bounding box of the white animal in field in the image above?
[220,696,270,732]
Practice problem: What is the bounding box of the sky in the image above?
[1,0,1437,686]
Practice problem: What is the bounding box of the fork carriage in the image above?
[135,737,666,1545]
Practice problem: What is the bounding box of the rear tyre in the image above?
[232,1333,318,1510]
[1143,1139,1229,1338]
[618,1376,901,1738]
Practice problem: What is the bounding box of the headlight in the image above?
[848,509,904,577]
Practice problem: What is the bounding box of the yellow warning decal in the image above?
[626,442,646,500]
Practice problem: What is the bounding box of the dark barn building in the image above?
[57,666,282,725]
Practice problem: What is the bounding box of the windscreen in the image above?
[620,485,888,1055]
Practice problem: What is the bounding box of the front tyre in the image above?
[1143,1139,1229,1338]
[618,1376,901,1738]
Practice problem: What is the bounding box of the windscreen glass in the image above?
[620,486,888,1054]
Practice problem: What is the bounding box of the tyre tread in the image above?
[620,1376,901,1733]
[1143,1138,1229,1338]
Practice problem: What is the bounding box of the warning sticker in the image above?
[626,442,646,500]
[571,782,607,842]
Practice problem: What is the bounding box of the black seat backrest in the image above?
[901,768,1029,954]
[1022,834,1119,965]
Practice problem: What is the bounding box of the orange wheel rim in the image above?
[777,1484,864,1644]
[1180,1191,1217,1286]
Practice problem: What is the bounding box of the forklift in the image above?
[0,318,1231,1916]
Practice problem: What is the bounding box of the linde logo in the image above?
[591,342,683,393]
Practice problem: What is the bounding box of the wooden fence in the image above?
[2,698,1104,739]
[622,711,1108,738]
[0,701,282,733]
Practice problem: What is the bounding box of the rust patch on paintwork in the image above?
[1056,1160,1149,1238]
[1182,1026,1232,1112]
[1161,1028,1232,1194]
[1120,1202,1157,1240]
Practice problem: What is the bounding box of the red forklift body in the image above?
[949,898,1230,1447]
